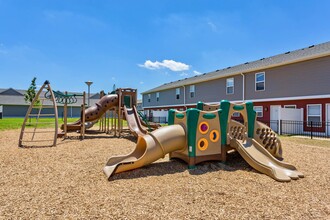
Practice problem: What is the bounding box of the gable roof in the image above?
[90,93,101,99]
[0,88,100,106]
[0,88,24,96]
[142,41,330,94]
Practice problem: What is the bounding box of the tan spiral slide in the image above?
[103,124,186,180]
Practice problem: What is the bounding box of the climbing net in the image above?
[45,89,83,104]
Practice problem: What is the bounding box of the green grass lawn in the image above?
[0,117,79,131]
[0,117,132,131]
[279,135,330,148]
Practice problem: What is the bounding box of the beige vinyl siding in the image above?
[245,56,330,100]
[142,55,330,109]
[143,75,244,108]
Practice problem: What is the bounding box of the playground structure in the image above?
[19,80,155,147]
[19,81,87,147]
[97,90,160,135]
[55,90,86,139]
[104,100,304,182]
[18,80,303,181]
[65,87,152,137]
[19,81,59,147]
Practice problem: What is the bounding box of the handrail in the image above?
[137,111,152,131]
[44,89,83,104]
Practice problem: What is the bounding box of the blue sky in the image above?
[1,0,330,99]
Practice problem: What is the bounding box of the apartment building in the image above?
[142,41,330,133]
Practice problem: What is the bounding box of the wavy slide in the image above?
[103,124,186,180]
[64,94,119,131]
[230,138,304,182]
[123,105,148,137]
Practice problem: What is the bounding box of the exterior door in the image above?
[327,104,330,136]
[270,105,281,133]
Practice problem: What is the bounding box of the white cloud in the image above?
[193,70,202,75]
[162,60,189,71]
[139,59,189,72]
[180,72,188,76]
[207,21,218,32]
[138,60,162,70]
[139,81,144,84]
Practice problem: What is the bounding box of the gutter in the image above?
[183,85,186,109]
[240,73,245,101]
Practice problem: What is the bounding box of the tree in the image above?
[24,77,39,105]
[24,77,39,125]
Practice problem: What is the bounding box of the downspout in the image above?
[240,73,245,102]
[182,85,186,109]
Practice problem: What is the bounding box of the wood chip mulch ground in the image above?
[0,128,329,219]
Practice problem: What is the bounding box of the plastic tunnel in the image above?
[103,124,186,180]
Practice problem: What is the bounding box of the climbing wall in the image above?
[220,100,283,159]
[228,120,246,141]
[194,111,222,158]
[254,121,283,159]
[169,108,223,167]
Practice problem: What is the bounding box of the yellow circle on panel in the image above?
[197,138,209,151]
[199,121,209,134]
[209,130,220,142]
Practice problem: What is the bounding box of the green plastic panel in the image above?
[245,102,256,138]
[233,105,244,111]
[202,113,216,119]
[176,113,185,119]
[186,109,200,159]
[124,95,131,108]
[197,101,204,110]
[220,100,230,145]
[168,109,176,125]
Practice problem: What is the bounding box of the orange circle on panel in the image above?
[197,138,209,151]
[209,130,220,142]
[199,122,209,134]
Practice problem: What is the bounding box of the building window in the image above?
[226,78,234,94]
[307,104,322,127]
[189,85,195,98]
[148,94,151,102]
[156,92,159,102]
[254,106,263,117]
[255,72,265,91]
[284,105,297,109]
[176,88,180,99]
[232,112,240,117]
